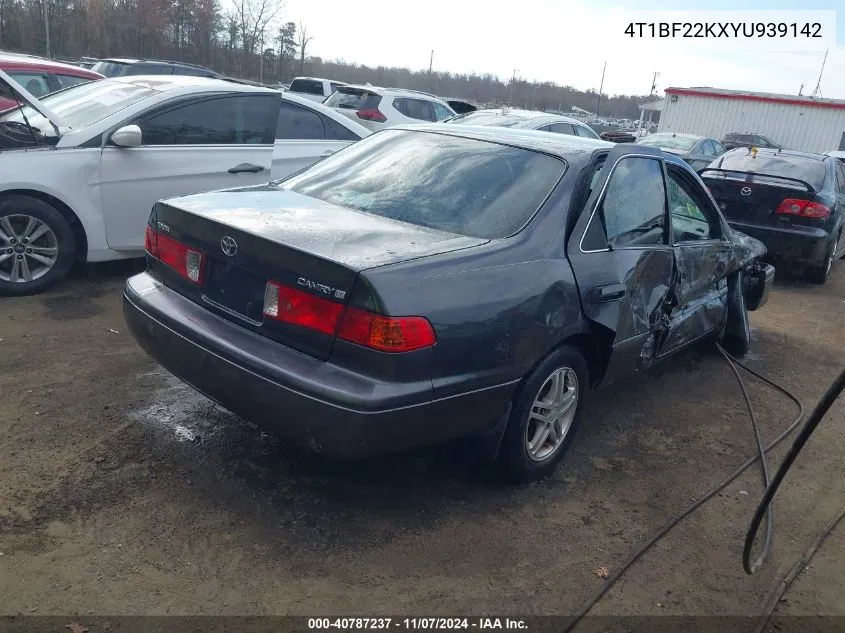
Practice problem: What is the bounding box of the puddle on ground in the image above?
[130,371,233,443]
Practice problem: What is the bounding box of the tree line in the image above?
[0,0,653,119]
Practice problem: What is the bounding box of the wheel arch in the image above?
[0,188,88,263]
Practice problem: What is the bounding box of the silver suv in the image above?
[324,85,456,131]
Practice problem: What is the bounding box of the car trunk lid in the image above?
[700,168,818,227]
[148,187,487,360]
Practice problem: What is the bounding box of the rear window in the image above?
[324,87,381,111]
[712,152,827,190]
[91,61,132,77]
[289,79,324,95]
[280,129,565,239]
[445,112,526,128]
[638,134,698,151]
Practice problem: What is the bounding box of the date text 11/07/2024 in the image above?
[307,618,528,630]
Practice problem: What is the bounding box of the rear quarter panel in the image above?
[358,186,590,401]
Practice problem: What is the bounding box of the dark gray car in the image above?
[638,132,726,171]
[123,126,773,482]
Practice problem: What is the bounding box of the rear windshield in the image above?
[711,152,826,190]
[638,134,698,151]
[324,87,381,110]
[91,61,132,77]
[289,79,324,95]
[280,129,565,239]
[445,112,526,128]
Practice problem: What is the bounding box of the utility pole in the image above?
[429,50,434,74]
[595,61,606,118]
[637,71,660,136]
[508,68,518,106]
[42,0,50,58]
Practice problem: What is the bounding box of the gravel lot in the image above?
[1,260,844,620]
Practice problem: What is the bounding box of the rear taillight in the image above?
[145,225,205,284]
[262,280,344,336]
[337,307,436,353]
[262,279,436,352]
[356,108,387,122]
[775,199,830,219]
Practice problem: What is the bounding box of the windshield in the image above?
[639,134,698,151]
[0,79,157,136]
[445,112,526,128]
[280,129,565,239]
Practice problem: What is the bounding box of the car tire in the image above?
[499,345,589,483]
[805,230,840,285]
[720,271,751,358]
[0,195,76,297]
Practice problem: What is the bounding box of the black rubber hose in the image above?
[718,345,774,575]
[561,350,804,633]
[742,365,845,577]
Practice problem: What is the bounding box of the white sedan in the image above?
[0,72,370,295]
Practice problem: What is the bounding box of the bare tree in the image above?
[297,21,310,75]
[231,0,282,74]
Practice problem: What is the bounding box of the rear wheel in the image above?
[0,195,76,296]
[805,230,840,285]
[499,345,588,483]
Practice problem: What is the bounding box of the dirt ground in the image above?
[1,259,844,623]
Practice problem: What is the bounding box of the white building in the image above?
[658,87,845,154]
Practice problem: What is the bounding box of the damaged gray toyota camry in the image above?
[123,125,774,482]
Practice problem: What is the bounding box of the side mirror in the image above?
[111,124,142,148]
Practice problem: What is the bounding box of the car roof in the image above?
[0,51,102,76]
[396,123,613,159]
[726,147,828,161]
[292,76,345,83]
[338,84,443,99]
[111,75,276,93]
[648,132,704,140]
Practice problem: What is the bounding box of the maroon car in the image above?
[0,52,103,111]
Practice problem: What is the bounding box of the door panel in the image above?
[99,93,278,251]
[567,144,677,386]
[100,145,272,250]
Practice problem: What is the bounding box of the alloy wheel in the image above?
[525,367,579,462]
[0,214,60,283]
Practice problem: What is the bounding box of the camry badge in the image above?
[220,236,238,256]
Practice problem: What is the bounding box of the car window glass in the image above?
[402,98,434,121]
[55,74,91,89]
[835,161,845,193]
[139,95,276,145]
[8,72,50,97]
[289,79,323,95]
[276,100,326,140]
[128,64,174,75]
[432,102,453,121]
[282,129,565,240]
[666,169,717,241]
[329,83,343,93]
[548,122,575,135]
[713,153,826,190]
[599,157,666,248]
[575,124,598,139]
[323,115,360,141]
[712,141,725,155]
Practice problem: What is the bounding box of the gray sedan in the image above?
[637,132,726,171]
[444,108,602,140]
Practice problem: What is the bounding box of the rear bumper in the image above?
[727,221,830,267]
[123,273,515,458]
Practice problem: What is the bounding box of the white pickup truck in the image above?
[287,77,347,103]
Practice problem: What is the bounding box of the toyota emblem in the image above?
[220,236,238,256]
[740,186,752,197]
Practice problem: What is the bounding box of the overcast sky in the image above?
[280,0,844,99]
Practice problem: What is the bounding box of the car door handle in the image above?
[596,284,627,302]
[321,149,335,157]
[228,163,265,174]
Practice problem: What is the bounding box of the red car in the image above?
[0,52,104,111]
